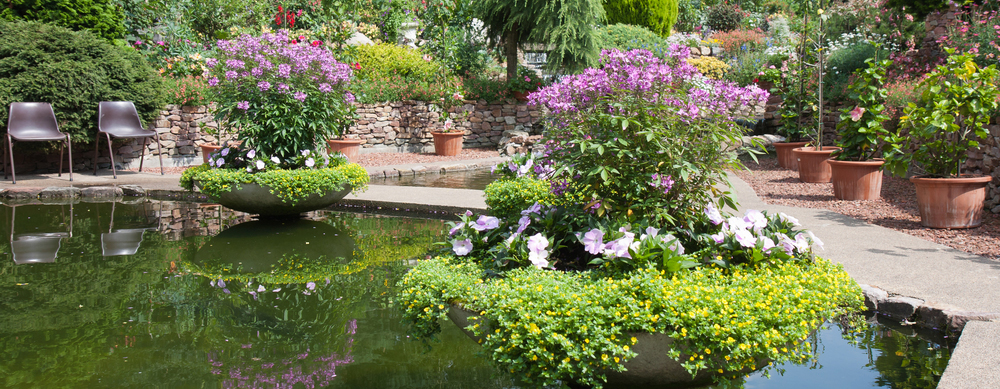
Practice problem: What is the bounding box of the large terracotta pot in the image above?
[829,159,885,200]
[774,141,809,170]
[326,139,364,161]
[793,146,840,183]
[432,131,464,156]
[201,144,222,164]
[910,175,992,229]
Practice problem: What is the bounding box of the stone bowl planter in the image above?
[195,181,351,217]
[447,304,769,388]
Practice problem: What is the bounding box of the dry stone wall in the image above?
[1,101,540,174]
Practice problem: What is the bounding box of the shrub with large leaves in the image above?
[0,20,164,144]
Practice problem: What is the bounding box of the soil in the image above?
[733,156,1000,262]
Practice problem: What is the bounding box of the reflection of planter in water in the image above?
[194,219,356,274]
[195,181,351,217]
[447,304,770,388]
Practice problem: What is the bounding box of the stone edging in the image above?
[860,284,1000,334]
[366,159,502,179]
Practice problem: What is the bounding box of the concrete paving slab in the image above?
[937,321,1000,388]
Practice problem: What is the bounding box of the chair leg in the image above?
[93,133,101,176]
[7,134,15,184]
[106,133,116,179]
[139,137,147,173]
[155,133,164,175]
[58,138,64,178]
[66,134,73,182]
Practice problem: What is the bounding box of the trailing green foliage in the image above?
[180,163,370,205]
[1,0,125,41]
[484,176,557,219]
[473,0,606,78]
[602,0,679,37]
[885,50,1000,178]
[884,0,948,19]
[595,23,671,58]
[400,256,864,388]
[0,20,165,144]
[825,43,883,103]
[354,43,444,81]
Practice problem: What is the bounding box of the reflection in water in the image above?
[371,168,497,190]
[6,203,73,264]
[0,200,953,388]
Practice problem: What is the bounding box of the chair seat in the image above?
[101,127,156,138]
[9,129,67,141]
[12,234,67,264]
[101,228,150,256]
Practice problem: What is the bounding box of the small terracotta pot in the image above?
[773,141,809,170]
[200,144,222,164]
[326,139,364,161]
[793,146,840,183]
[829,159,885,201]
[512,91,530,102]
[910,175,992,229]
[432,131,464,156]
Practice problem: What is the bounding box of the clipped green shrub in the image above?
[0,0,125,41]
[354,43,444,81]
[706,3,743,32]
[603,0,679,37]
[0,20,165,144]
[484,177,557,219]
[595,24,671,58]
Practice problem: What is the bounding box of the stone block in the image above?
[879,296,924,321]
[38,187,81,200]
[859,284,888,312]
[118,185,147,197]
[917,302,1000,333]
[81,186,123,199]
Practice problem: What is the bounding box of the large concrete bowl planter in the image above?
[910,175,992,229]
[326,138,364,162]
[195,181,351,217]
[828,159,885,201]
[793,146,840,183]
[432,131,464,156]
[447,304,768,388]
[773,141,808,170]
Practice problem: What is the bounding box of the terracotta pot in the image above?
[511,91,530,102]
[793,146,840,183]
[432,131,464,156]
[201,144,222,164]
[828,159,885,201]
[773,141,809,170]
[910,175,992,229]
[326,139,364,161]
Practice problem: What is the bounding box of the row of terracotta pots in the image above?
[774,142,991,229]
[201,132,466,165]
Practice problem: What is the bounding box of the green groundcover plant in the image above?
[398,47,863,388]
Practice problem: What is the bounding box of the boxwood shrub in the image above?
[0,20,165,144]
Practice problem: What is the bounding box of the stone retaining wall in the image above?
[0,101,540,174]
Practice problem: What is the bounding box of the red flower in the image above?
[353,63,361,70]
[278,5,283,12]
[311,40,322,47]
[275,14,282,25]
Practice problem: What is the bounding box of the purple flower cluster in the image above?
[207,30,353,108]
[528,48,769,122]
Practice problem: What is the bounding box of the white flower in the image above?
[271,156,280,164]
[452,239,473,256]
[305,158,315,167]
[527,233,550,269]
[256,160,266,170]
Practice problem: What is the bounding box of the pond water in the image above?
[1,200,951,388]
[371,169,497,190]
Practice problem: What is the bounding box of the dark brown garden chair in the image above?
[4,102,73,184]
[94,101,163,178]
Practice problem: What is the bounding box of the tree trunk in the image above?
[505,24,519,82]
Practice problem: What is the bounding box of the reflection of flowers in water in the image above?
[208,319,357,388]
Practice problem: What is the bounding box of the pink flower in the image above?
[849,106,866,121]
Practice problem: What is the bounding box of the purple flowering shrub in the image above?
[529,47,769,227]
[206,30,355,160]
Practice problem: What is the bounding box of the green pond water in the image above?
[0,200,951,388]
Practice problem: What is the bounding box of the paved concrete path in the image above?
[1,161,996,387]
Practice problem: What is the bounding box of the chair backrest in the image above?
[12,234,65,264]
[7,102,59,138]
[98,101,144,135]
[101,229,148,256]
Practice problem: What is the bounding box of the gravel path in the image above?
[733,156,1000,262]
